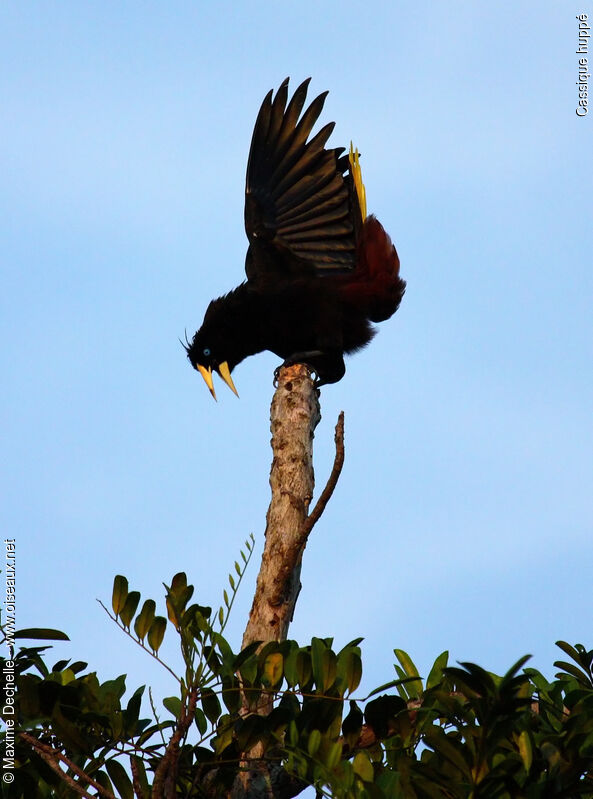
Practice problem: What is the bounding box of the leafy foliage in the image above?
[3,563,593,798]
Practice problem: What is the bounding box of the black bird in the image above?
[185,78,405,399]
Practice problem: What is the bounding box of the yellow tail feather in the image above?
[349,142,367,222]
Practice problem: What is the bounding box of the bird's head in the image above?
[183,327,239,401]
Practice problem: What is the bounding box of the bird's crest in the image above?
[349,143,367,222]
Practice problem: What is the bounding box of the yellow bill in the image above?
[218,361,239,397]
[197,364,217,401]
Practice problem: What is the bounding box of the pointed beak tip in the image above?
[196,364,217,401]
[218,361,239,398]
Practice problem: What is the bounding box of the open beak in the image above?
[196,361,239,400]
[197,364,217,401]
[217,361,239,397]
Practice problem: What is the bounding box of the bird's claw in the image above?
[273,362,319,389]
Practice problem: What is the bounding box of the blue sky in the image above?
[2,1,592,709]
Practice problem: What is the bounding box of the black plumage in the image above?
[185,78,405,398]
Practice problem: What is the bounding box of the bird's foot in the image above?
[273,350,344,388]
[273,360,318,388]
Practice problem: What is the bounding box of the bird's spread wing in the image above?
[244,78,360,280]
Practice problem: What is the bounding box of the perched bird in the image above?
[185,78,405,399]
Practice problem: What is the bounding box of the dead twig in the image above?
[20,731,114,799]
[299,410,345,543]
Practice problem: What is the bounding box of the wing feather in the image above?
[245,78,359,280]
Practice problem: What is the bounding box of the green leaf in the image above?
[517,730,532,771]
[324,740,343,770]
[296,649,313,689]
[212,632,235,670]
[353,751,374,783]
[147,617,167,653]
[171,572,188,593]
[192,609,210,634]
[308,728,322,756]
[95,770,114,795]
[288,720,299,747]
[240,653,259,685]
[134,599,156,642]
[202,688,222,725]
[337,649,362,695]
[424,727,470,776]
[311,637,338,692]
[325,650,339,692]
[234,640,262,671]
[15,628,70,641]
[236,714,267,751]
[61,667,77,685]
[166,596,181,630]
[105,759,133,799]
[194,707,208,737]
[394,648,423,698]
[279,642,295,688]
[213,714,234,755]
[112,575,129,616]
[203,644,223,676]
[185,602,212,620]
[163,696,182,718]
[311,637,327,689]
[99,674,127,703]
[124,686,144,730]
[221,676,241,713]
[426,650,449,690]
[338,637,364,653]
[446,661,497,697]
[554,660,591,686]
[119,591,141,629]
[136,721,175,747]
[165,573,194,629]
[555,640,581,663]
[263,652,284,688]
[376,770,399,795]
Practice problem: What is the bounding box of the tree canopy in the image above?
[4,370,592,797]
[3,568,593,797]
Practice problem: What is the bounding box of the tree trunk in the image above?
[229,365,319,799]
[231,364,344,798]
[242,363,321,649]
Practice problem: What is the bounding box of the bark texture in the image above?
[231,364,345,798]
[242,363,321,649]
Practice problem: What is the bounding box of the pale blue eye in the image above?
[203,348,211,356]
